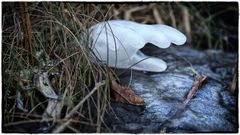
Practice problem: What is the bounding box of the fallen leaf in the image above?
[183,75,208,105]
[109,72,144,106]
[37,72,59,99]
[16,91,28,112]
[43,99,62,120]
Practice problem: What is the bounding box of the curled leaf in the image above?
[43,99,63,120]
[37,72,59,99]
[110,73,145,106]
[16,91,28,112]
[184,75,208,105]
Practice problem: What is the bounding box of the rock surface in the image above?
[104,46,238,133]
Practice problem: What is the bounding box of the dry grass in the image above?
[3,2,112,133]
[2,2,238,133]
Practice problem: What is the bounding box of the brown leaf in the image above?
[109,73,145,106]
[184,75,208,105]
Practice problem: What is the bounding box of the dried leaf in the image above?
[43,99,62,120]
[16,91,28,112]
[231,67,237,93]
[184,75,208,105]
[37,72,59,99]
[109,73,144,106]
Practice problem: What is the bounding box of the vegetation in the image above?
[2,2,238,133]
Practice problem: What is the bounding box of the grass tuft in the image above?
[2,2,238,133]
[3,2,112,133]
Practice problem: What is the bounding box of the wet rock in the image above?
[114,123,143,133]
[104,46,237,133]
[3,122,55,133]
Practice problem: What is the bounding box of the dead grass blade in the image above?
[153,7,164,24]
[182,6,192,42]
[53,80,106,133]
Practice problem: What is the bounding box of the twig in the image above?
[53,119,72,133]
[52,80,106,133]
[66,81,105,119]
